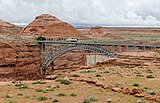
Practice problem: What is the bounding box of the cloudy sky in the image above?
[0,0,160,26]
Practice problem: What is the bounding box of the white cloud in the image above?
[0,0,160,26]
[146,15,157,21]
[126,12,143,20]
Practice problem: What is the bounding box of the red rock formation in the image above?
[21,14,83,39]
[0,19,21,35]
[88,26,123,39]
[89,26,105,36]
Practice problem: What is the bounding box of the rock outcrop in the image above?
[21,14,83,39]
[88,26,123,39]
[89,26,105,36]
[0,19,21,35]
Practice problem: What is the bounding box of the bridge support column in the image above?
[144,46,146,51]
[126,45,129,52]
[112,45,115,52]
[119,46,122,53]
[155,46,157,51]
[51,61,54,71]
[41,42,44,75]
[94,52,96,64]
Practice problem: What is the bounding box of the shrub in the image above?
[15,84,23,87]
[17,93,23,96]
[96,74,101,77]
[21,85,28,89]
[115,83,123,87]
[70,93,77,97]
[60,80,72,85]
[72,74,80,77]
[80,70,95,73]
[36,36,46,41]
[144,87,149,89]
[133,83,140,87]
[147,75,155,78]
[52,99,59,102]
[17,84,28,89]
[83,99,91,103]
[136,74,144,77]
[36,89,44,92]
[103,71,110,74]
[148,91,156,95]
[7,101,18,103]
[36,96,48,101]
[88,96,98,102]
[141,88,145,92]
[146,69,153,73]
[32,81,46,84]
[24,96,30,99]
[5,94,13,98]
[46,88,54,91]
[57,93,67,97]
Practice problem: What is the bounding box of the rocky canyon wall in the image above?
[0,42,42,81]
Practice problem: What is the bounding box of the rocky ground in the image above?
[0,51,159,103]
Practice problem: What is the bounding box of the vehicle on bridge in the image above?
[58,38,78,42]
[65,38,78,42]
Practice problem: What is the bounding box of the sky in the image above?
[0,0,160,27]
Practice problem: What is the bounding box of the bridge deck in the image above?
[38,40,160,48]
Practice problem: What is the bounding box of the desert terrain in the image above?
[78,27,160,44]
[0,14,160,103]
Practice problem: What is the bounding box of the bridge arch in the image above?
[41,44,116,70]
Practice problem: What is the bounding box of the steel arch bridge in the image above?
[42,45,114,70]
[39,42,116,75]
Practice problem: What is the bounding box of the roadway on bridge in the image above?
[38,40,160,48]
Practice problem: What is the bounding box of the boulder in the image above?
[95,82,105,87]
[112,87,121,92]
[50,84,59,89]
[145,95,160,102]
[135,94,145,97]
[137,100,142,103]
[46,75,57,80]
[106,98,113,103]
[121,88,131,94]
[132,88,142,94]
[86,80,96,84]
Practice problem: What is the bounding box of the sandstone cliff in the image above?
[21,14,83,39]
